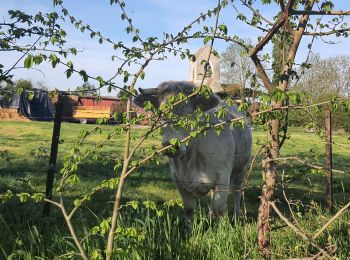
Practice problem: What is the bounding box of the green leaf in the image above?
[143,200,157,210]
[17,193,30,203]
[203,36,212,45]
[74,199,82,207]
[140,71,145,80]
[0,190,13,203]
[219,24,228,34]
[126,200,139,209]
[24,55,33,68]
[49,54,60,68]
[31,193,45,202]
[169,138,180,146]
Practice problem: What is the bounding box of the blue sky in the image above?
[1,0,350,95]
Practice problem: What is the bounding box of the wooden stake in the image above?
[43,93,63,217]
[325,108,333,213]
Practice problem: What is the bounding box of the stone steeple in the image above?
[189,45,223,93]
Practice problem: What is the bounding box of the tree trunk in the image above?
[257,122,279,259]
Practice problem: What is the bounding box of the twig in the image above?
[60,199,88,260]
[245,144,265,187]
[270,156,346,174]
[312,201,350,240]
[270,202,332,259]
[281,170,307,235]
[239,0,274,25]
[3,36,42,76]
[291,10,350,15]
[44,198,88,259]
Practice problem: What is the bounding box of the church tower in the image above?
[189,45,223,93]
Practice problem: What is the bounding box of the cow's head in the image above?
[134,81,220,114]
[133,81,220,157]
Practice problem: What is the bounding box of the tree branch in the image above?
[250,54,274,92]
[270,202,332,259]
[249,0,295,57]
[303,28,350,36]
[239,0,274,25]
[312,201,350,240]
[60,199,88,260]
[292,10,350,15]
[270,156,346,174]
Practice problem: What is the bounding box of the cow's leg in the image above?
[177,187,196,230]
[232,188,242,216]
[231,167,247,217]
[209,185,229,219]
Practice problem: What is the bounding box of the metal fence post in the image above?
[325,107,333,213]
[43,93,63,217]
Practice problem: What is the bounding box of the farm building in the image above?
[0,91,131,123]
[57,94,129,123]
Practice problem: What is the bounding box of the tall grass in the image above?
[1,198,349,259]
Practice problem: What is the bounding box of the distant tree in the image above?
[16,79,33,91]
[220,42,255,89]
[291,54,350,131]
[0,79,34,94]
[295,54,350,101]
[74,82,98,96]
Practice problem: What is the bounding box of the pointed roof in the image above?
[194,44,211,56]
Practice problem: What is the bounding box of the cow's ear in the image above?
[192,94,220,112]
[133,94,159,108]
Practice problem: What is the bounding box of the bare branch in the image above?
[292,10,350,15]
[270,156,346,174]
[250,54,274,92]
[43,198,62,209]
[239,0,274,25]
[249,0,295,57]
[270,202,332,259]
[312,201,350,240]
[60,200,88,260]
[303,28,350,36]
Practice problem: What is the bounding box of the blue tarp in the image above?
[19,90,55,121]
[0,93,20,109]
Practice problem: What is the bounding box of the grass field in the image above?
[0,120,349,259]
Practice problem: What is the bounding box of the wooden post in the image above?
[325,108,333,213]
[43,93,63,217]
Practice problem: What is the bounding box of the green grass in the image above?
[0,121,349,259]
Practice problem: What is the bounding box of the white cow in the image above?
[133,81,252,225]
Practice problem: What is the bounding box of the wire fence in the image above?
[1,129,348,182]
[1,105,349,208]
